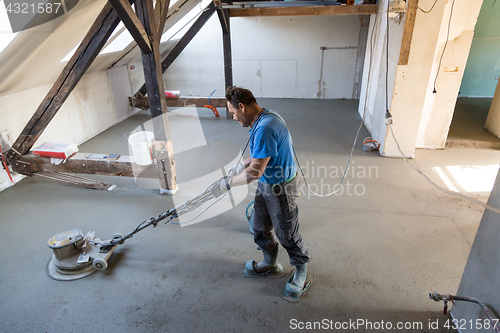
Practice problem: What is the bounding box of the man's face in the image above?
[227,102,249,127]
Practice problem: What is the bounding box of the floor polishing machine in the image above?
[46,229,122,281]
[46,207,176,281]
[45,169,234,281]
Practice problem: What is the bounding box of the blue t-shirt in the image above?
[249,109,297,184]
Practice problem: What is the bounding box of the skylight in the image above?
[161,0,211,43]
[61,21,127,62]
[60,0,198,61]
[100,22,133,55]
[0,0,19,55]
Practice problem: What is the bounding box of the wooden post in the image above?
[399,0,418,65]
[135,0,177,193]
[155,0,171,37]
[6,2,129,161]
[222,9,233,118]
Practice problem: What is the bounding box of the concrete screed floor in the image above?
[447,97,500,148]
[1,98,499,333]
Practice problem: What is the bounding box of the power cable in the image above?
[295,6,380,197]
[406,0,440,13]
[384,0,500,215]
[388,125,500,215]
[432,0,456,93]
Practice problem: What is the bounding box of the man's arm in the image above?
[243,156,251,168]
[230,157,270,187]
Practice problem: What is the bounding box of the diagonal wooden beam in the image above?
[155,0,171,38]
[6,1,132,161]
[132,1,216,100]
[108,0,152,53]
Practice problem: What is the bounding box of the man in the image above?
[223,86,310,298]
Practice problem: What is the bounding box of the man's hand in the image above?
[220,176,231,192]
[227,162,245,177]
[230,157,270,187]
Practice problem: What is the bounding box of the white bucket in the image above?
[128,131,155,166]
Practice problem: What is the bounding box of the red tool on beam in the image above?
[0,145,14,183]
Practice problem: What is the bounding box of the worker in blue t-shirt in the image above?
[222,86,310,298]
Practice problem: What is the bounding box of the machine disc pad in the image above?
[46,258,96,281]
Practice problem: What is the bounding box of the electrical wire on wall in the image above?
[406,0,440,13]
[432,0,456,93]
[383,0,500,215]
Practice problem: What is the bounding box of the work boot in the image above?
[253,247,278,273]
[286,263,307,296]
[245,245,279,275]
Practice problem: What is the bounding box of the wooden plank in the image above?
[155,0,171,37]
[130,96,226,110]
[398,0,418,65]
[166,97,227,107]
[12,153,159,178]
[133,2,216,100]
[136,0,177,192]
[108,0,152,53]
[229,4,378,17]
[222,8,232,118]
[6,2,130,161]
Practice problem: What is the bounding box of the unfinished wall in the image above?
[459,0,500,98]
[358,0,405,155]
[127,13,364,99]
[413,0,483,150]
[451,168,500,332]
[0,70,130,154]
[485,80,500,138]
[359,0,483,156]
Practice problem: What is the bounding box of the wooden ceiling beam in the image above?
[229,4,377,17]
[130,96,227,109]
[155,0,171,38]
[108,0,152,53]
[6,1,131,161]
[214,0,229,34]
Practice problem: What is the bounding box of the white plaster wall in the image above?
[359,0,483,157]
[0,70,126,151]
[108,65,134,122]
[127,14,362,99]
[414,0,483,149]
[382,0,448,156]
[485,80,500,138]
[358,0,405,155]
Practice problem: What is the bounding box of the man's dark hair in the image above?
[226,86,257,108]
